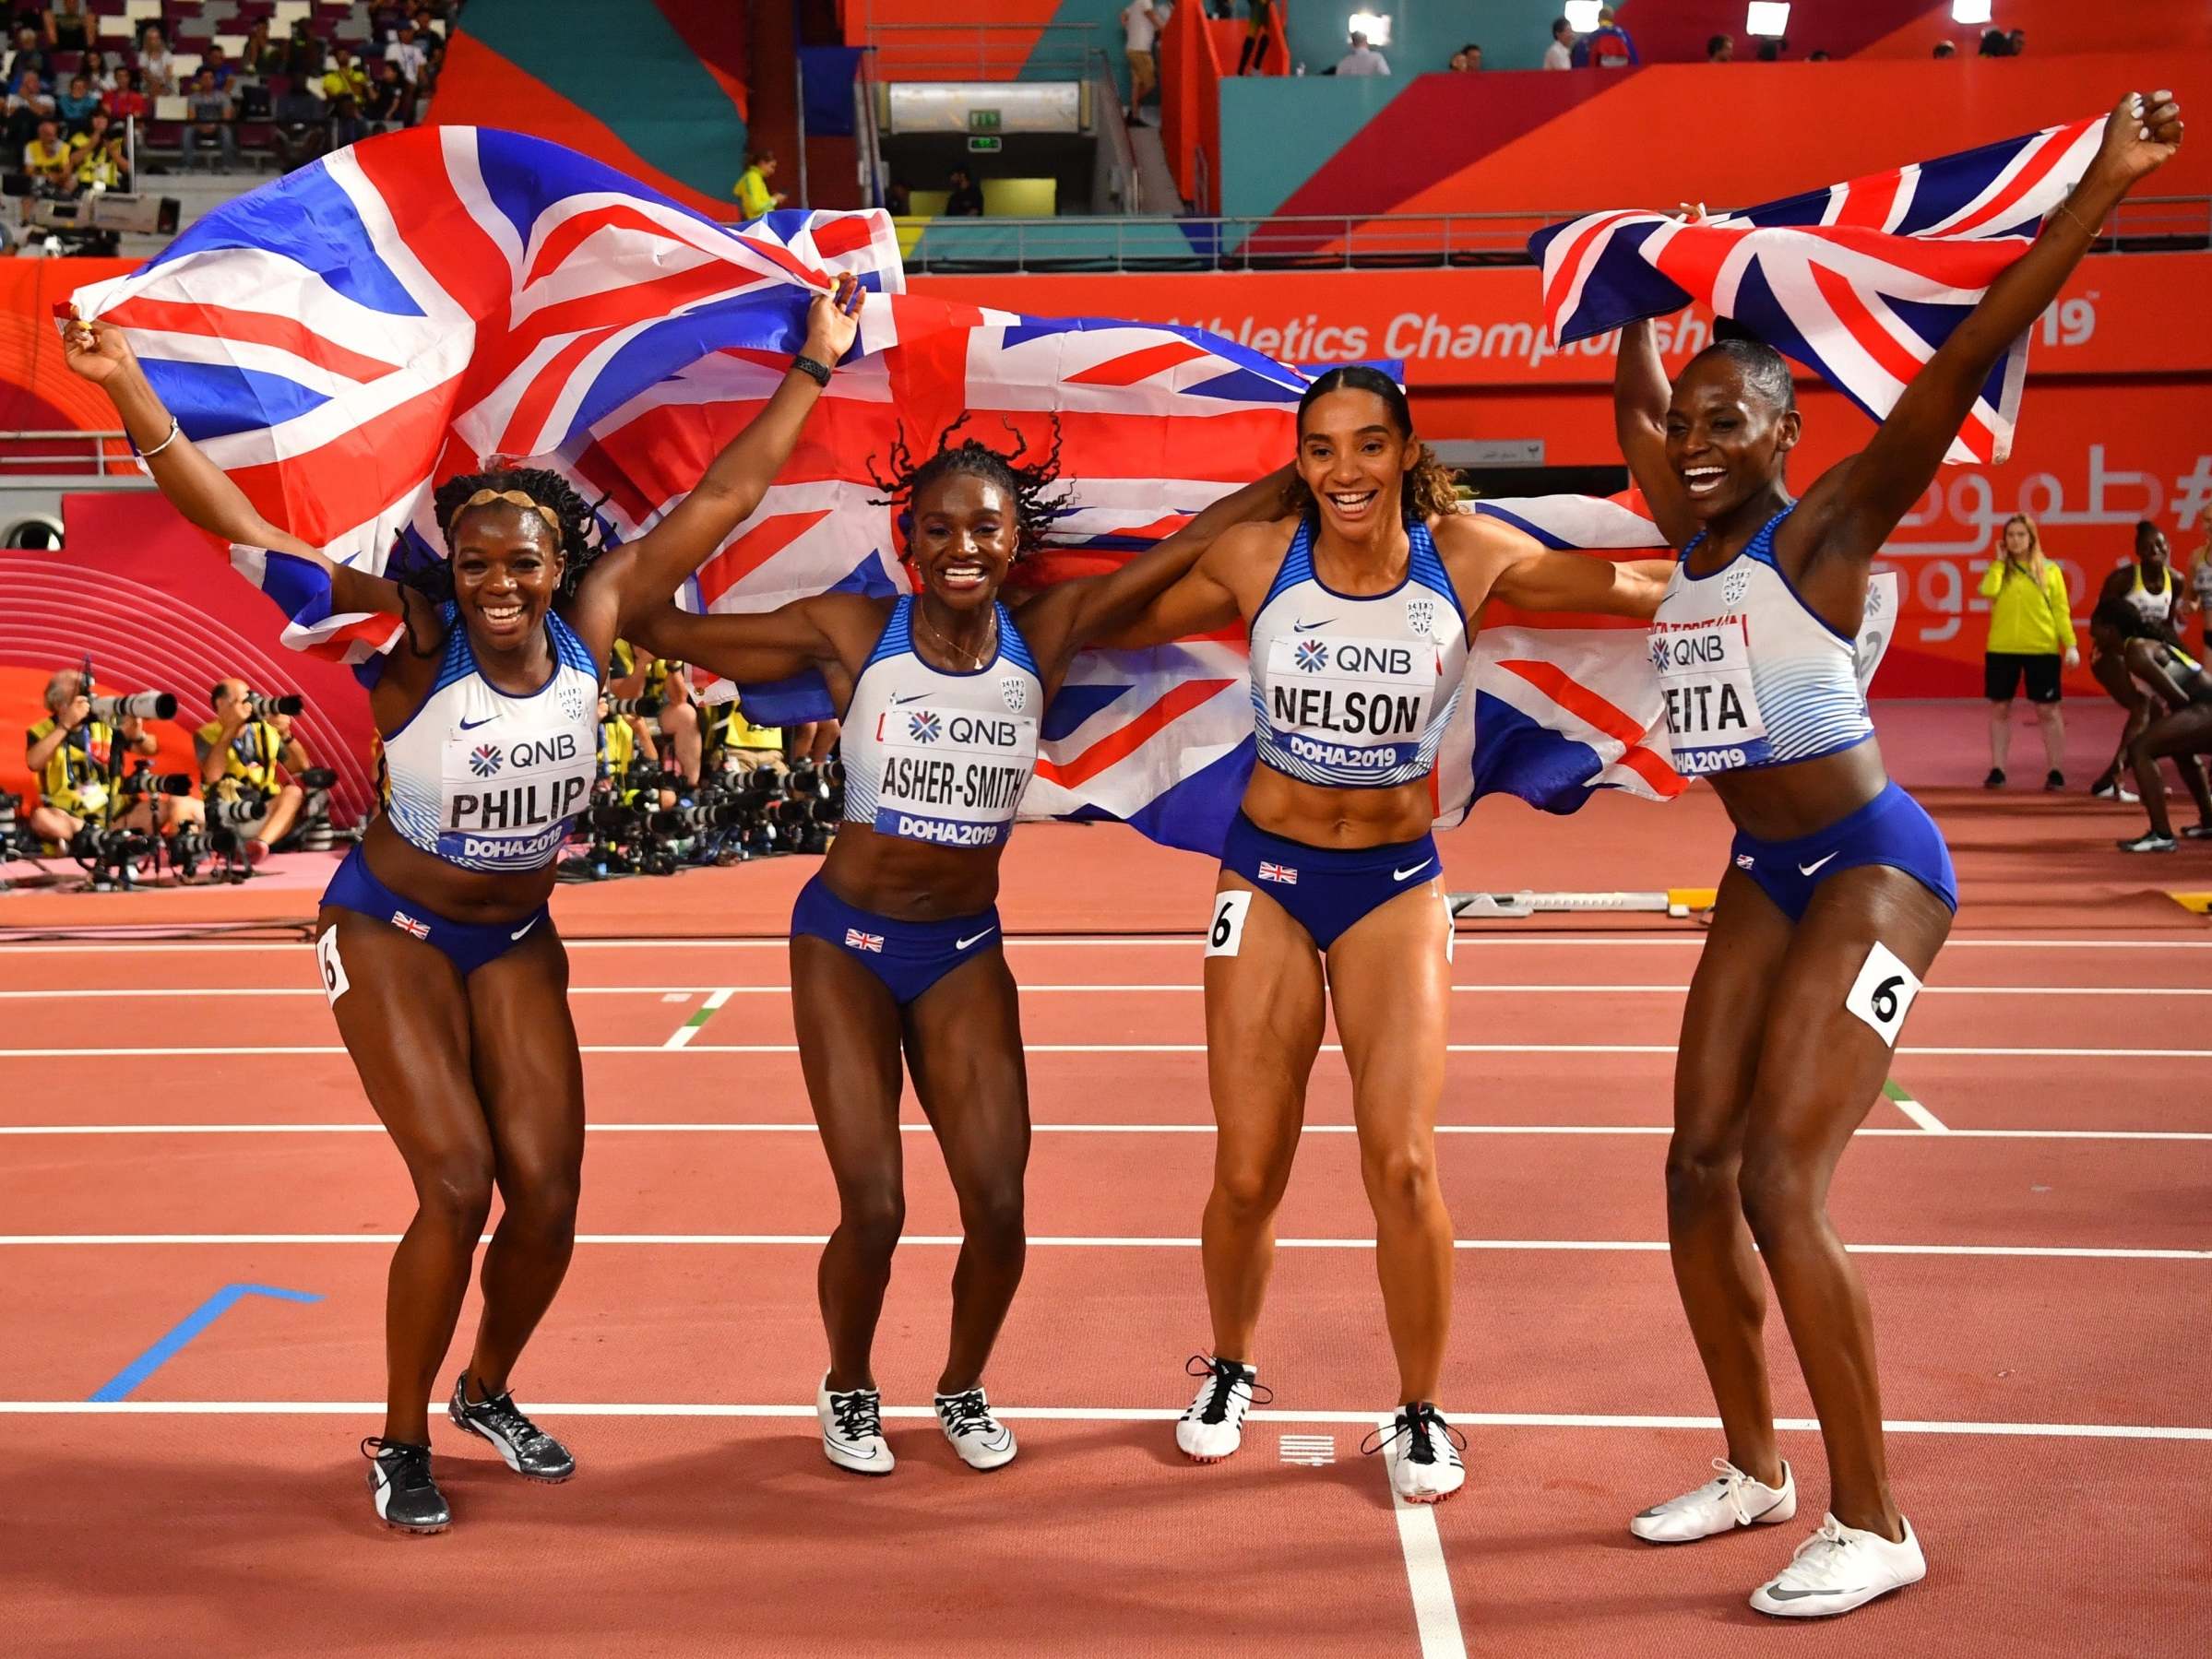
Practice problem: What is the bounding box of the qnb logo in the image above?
[907,711,942,743]
[470,743,503,777]
[1294,640,1328,673]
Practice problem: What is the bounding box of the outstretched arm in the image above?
[1020,465,1294,662]
[1614,317,1700,550]
[1444,511,1671,619]
[60,314,403,615]
[626,595,855,689]
[584,278,863,641]
[1805,91,2183,563]
[1091,521,1267,651]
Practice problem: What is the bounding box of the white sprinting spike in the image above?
[1278,1433,1337,1467]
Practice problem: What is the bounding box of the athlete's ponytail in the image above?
[1288,365,1461,525]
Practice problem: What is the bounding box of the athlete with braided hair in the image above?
[635,421,1293,1475]
[62,278,862,1532]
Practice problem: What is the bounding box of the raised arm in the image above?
[1614,317,1701,549]
[579,278,863,642]
[1092,520,1270,651]
[1804,91,2183,562]
[1020,465,1294,662]
[60,314,405,617]
[1441,511,1671,620]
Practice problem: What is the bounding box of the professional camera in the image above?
[89,691,178,723]
[66,821,158,888]
[603,694,661,718]
[114,766,195,798]
[298,766,339,791]
[206,792,274,827]
[0,788,21,863]
[245,693,304,719]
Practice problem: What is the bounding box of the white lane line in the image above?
[9,1042,2212,1059]
[1894,1096,1950,1133]
[5,1123,2208,1142]
[1381,1414,1468,1659]
[2,1234,2202,1259]
[3,1402,2207,1440]
[4,981,2205,999]
[661,989,732,1050]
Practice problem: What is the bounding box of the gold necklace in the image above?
[914,601,996,671]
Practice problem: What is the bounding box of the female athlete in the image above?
[1610,92,2182,1617]
[63,280,862,1532]
[635,428,1293,1476]
[1113,365,1670,1502]
[2092,599,2212,850]
[2089,520,2189,798]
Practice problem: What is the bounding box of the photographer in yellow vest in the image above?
[195,678,310,859]
[24,666,199,848]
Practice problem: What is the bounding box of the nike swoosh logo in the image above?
[823,1436,883,1459]
[890,693,927,705]
[1798,851,1839,876]
[1292,619,1336,632]
[458,717,497,731]
[510,916,540,942]
[1393,859,1434,883]
[956,930,996,951]
[1766,1586,1869,1602]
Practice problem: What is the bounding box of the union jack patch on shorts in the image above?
[1257,861,1299,884]
[844,928,885,953]
[389,911,432,940]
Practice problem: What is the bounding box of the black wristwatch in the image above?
[792,354,833,387]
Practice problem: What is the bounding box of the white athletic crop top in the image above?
[840,597,1043,849]
[1248,515,1469,788]
[382,603,601,871]
[2125,563,2176,625]
[1650,505,1873,776]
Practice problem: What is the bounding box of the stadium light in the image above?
[1564,2,1602,31]
[1347,11,1392,47]
[1952,0,1994,23]
[1745,4,1791,39]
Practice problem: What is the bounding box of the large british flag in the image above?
[72,126,1711,855]
[1531,115,2107,465]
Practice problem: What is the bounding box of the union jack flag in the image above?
[1257,861,1299,885]
[843,928,885,953]
[1530,115,2108,465]
[389,911,432,940]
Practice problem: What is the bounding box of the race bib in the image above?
[315,928,350,1006]
[1262,633,1438,776]
[437,727,595,868]
[871,704,1037,848]
[1649,612,1769,774]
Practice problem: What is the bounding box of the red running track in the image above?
[2,880,2209,1656]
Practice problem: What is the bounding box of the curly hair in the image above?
[382,465,609,655]
[867,413,1072,561]
[1286,365,1461,524]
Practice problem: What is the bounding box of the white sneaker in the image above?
[934,1386,1017,1472]
[1630,1456,1796,1543]
[817,1372,894,1476]
[1751,1512,1927,1618]
[1175,1356,1267,1463]
[1366,1403,1466,1503]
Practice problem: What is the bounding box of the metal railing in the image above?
[890,197,2212,275]
[0,431,137,478]
[863,22,1102,82]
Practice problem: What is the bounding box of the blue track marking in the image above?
[89,1284,323,1403]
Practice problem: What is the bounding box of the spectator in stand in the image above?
[271,79,329,172]
[106,64,145,122]
[285,20,325,79]
[1755,37,1788,62]
[945,165,983,216]
[1707,34,1733,63]
[1978,28,2012,57]
[733,148,784,218]
[1808,49,1831,61]
[136,26,175,96]
[241,19,278,76]
[80,48,113,93]
[1448,42,1482,71]
[203,44,236,92]
[1979,514,2077,791]
[363,58,411,130]
[21,113,69,187]
[385,21,428,86]
[1933,40,1956,59]
[330,92,369,149]
[1121,3,1161,123]
[1237,0,1275,77]
[1336,30,1389,77]
[70,108,125,193]
[1572,6,1638,68]
[6,25,46,91]
[2007,29,2026,55]
[321,46,370,105]
[54,70,95,133]
[1542,16,1575,70]
[183,68,236,173]
[46,1,90,53]
[6,73,55,148]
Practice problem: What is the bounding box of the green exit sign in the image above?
[967,136,1002,153]
[969,109,1001,132]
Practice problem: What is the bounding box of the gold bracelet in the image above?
[2051,196,2101,240]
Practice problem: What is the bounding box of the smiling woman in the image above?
[57,278,865,1535]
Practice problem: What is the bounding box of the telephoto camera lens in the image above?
[115,768,194,797]
[604,695,660,717]
[89,691,178,722]
[245,692,304,718]
[297,767,339,789]
[207,793,272,826]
